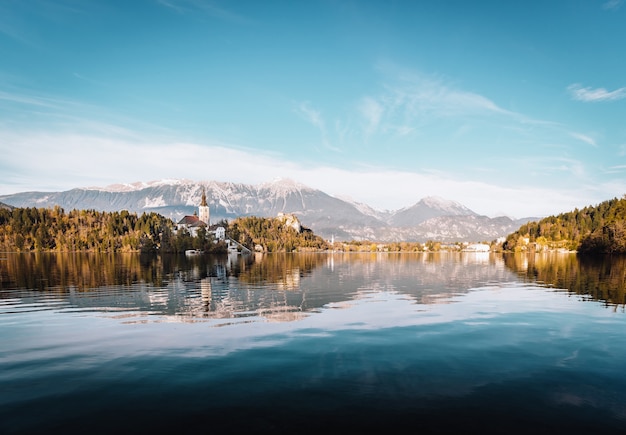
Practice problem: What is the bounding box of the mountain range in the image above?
[0,179,537,242]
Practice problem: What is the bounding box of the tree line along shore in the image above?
[502,195,626,255]
[1,195,625,254]
[0,207,328,253]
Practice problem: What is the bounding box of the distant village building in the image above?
[214,226,226,241]
[177,188,210,237]
[464,243,491,252]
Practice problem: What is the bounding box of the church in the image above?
[176,188,210,236]
[175,188,238,251]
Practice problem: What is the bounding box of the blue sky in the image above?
[1,0,625,218]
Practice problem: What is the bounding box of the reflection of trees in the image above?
[169,252,490,322]
[187,253,326,321]
[235,253,324,290]
[0,252,219,292]
[12,251,616,323]
[201,252,520,317]
[503,253,626,306]
[2,253,143,291]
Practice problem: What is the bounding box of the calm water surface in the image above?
[2,252,626,434]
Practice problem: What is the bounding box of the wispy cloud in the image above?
[605,165,626,173]
[569,131,598,147]
[157,0,186,13]
[0,90,60,108]
[0,86,177,141]
[343,66,563,154]
[567,83,626,102]
[352,68,527,145]
[294,101,340,152]
[0,1,88,47]
[400,80,511,116]
[157,0,248,23]
[358,96,383,135]
[295,101,324,130]
[554,157,588,179]
[374,63,515,118]
[295,65,585,165]
[603,0,623,10]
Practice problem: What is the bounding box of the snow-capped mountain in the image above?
[389,196,477,227]
[0,179,537,242]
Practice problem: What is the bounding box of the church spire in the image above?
[198,187,210,225]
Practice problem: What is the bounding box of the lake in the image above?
[2,251,626,434]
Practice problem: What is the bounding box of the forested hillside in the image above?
[0,207,328,253]
[229,216,328,252]
[503,196,626,254]
[0,206,224,253]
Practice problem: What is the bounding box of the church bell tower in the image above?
[199,188,210,225]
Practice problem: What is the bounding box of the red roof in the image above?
[177,215,206,227]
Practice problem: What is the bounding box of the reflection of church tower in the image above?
[199,188,210,225]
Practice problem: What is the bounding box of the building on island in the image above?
[177,188,210,237]
[198,189,210,226]
[214,226,226,241]
[176,187,254,255]
[175,188,246,253]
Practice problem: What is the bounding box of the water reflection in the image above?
[3,252,626,322]
[0,252,513,321]
[503,253,626,307]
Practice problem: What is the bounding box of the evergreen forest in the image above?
[228,216,328,252]
[503,196,626,254]
[0,206,328,253]
[0,206,226,253]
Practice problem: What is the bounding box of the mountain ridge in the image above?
[0,179,538,242]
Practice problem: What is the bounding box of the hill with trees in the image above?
[0,206,205,253]
[228,215,328,252]
[0,207,328,253]
[503,196,626,254]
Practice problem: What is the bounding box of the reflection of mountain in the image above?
[314,252,515,304]
[503,253,626,307]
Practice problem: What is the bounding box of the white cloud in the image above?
[1,65,620,221]
[347,70,528,147]
[433,86,510,115]
[373,63,515,120]
[0,130,616,219]
[567,83,626,102]
[295,66,565,165]
[569,132,597,147]
[606,165,626,174]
